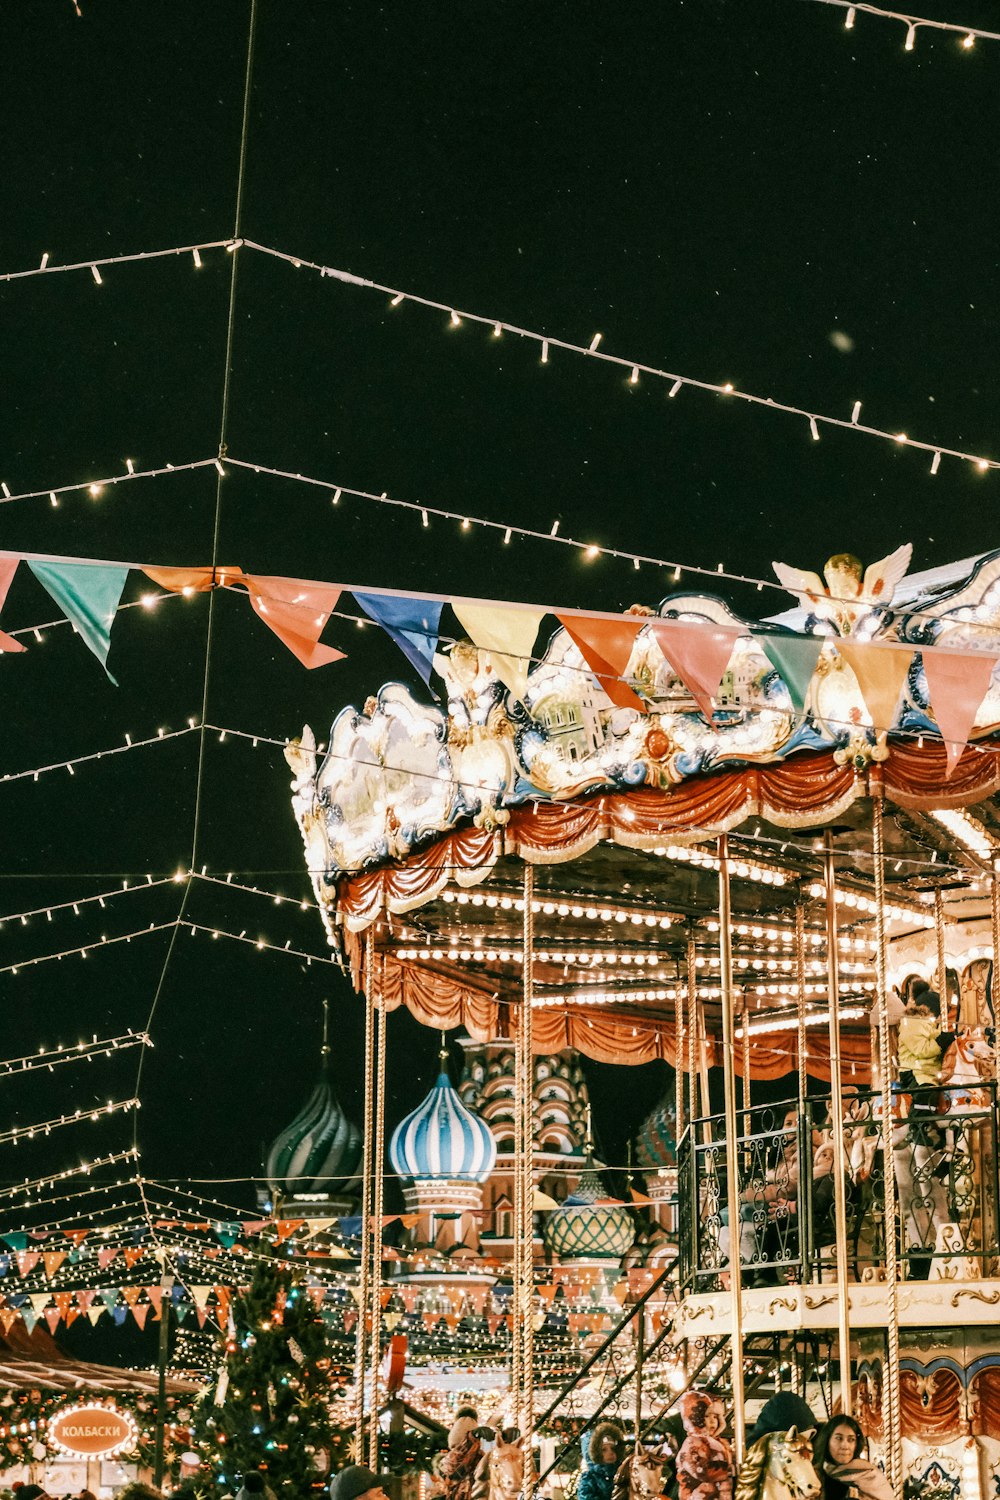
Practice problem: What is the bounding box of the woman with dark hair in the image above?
[812,1415,891,1500]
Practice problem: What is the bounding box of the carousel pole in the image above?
[516,863,536,1480]
[822,832,853,1418]
[872,793,902,1491]
[793,903,808,1397]
[368,952,388,1470]
[992,862,1000,1097]
[741,994,751,1147]
[675,963,686,1143]
[355,930,378,1453]
[935,887,949,1025]
[717,834,746,1462]
[687,928,699,1130]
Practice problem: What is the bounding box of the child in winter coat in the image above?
[578,1423,627,1500]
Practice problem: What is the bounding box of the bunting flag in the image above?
[837,641,913,736]
[754,631,825,714]
[451,602,545,701]
[354,592,443,685]
[53,1292,73,1320]
[20,1309,37,1334]
[650,619,741,722]
[29,1292,50,1315]
[44,1308,61,1334]
[142,564,244,593]
[132,1304,151,1330]
[86,1305,106,1325]
[28,560,128,682]
[98,1247,119,1270]
[0,558,26,654]
[42,1251,66,1280]
[146,1285,163,1319]
[245,575,345,669]
[923,646,999,777]
[15,1252,39,1277]
[3,1234,28,1253]
[273,1218,306,1244]
[75,1289,95,1312]
[121,1286,142,1306]
[556,614,646,712]
[0,1310,17,1334]
[122,1246,146,1270]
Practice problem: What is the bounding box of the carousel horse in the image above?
[734,1428,820,1500]
[939,1027,994,1110]
[471,1434,527,1500]
[611,1442,673,1500]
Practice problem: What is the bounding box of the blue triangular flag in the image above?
[353,591,443,684]
[28,560,128,683]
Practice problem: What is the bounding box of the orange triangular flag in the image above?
[63,1229,89,1246]
[838,641,913,737]
[122,1247,146,1270]
[132,1304,151,1330]
[923,645,998,777]
[0,558,26,655]
[557,614,646,712]
[121,1286,142,1306]
[650,620,741,722]
[53,1292,73,1319]
[0,1310,17,1334]
[245,575,345,669]
[142,564,245,593]
[43,1251,66,1279]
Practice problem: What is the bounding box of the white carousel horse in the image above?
[939,1027,994,1110]
[734,1428,820,1500]
[611,1442,673,1500]
[471,1435,528,1500]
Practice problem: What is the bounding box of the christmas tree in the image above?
[190,1251,339,1496]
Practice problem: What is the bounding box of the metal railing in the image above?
[677,1083,1000,1289]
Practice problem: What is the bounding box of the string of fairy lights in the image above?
[800,0,1000,49]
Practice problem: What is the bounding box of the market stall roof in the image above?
[0,1321,198,1395]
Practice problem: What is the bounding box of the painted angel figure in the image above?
[772,543,912,636]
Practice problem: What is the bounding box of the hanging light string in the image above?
[0,240,233,285]
[0,876,180,926]
[183,921,347,970]
[0,1031,151,1080]
[0,457,217,509]
[0,1149,141,1203]
[0,1097,140,1149]
[237,246,1000,476]
[1,724,197,784]
[0,922,177,978]
[800,0,999,48]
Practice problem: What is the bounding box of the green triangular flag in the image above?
[755,632,824,714]
[28,560,129,683]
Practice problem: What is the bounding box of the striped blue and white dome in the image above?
[390,1065,497,1183]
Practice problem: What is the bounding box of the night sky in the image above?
[3,0,999,1226]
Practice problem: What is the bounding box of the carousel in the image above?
[285,544,1000,1500]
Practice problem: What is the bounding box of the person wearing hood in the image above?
[812,1416,891,1500]
[578,1422,627,1500]
[439,1407,484,1500]
[745,1392,817,1450]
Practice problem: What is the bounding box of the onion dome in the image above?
[265,1060,362,1199]
[635,1095,677,1171]
[390,1057,497,1183]
[543,1167,636,1264]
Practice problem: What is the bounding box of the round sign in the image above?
[49,1404,137,1457]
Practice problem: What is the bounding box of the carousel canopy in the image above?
[287,546,1000,1075]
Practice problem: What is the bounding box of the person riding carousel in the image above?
[811,1415,891,1500]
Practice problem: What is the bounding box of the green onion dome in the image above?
[265,1060,362,1199]
[542,1167,636,1264]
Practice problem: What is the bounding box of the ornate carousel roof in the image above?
[285,546,1000,1073]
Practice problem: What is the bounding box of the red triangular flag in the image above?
[132,1304,151,1330]
[923,645,998,777]
[98,1247,119,1270]
[245,575,346,669]
[0,558,26,654]
[44,1307,61,1333]
[15,1252,39,1276]
[146,1285,164,1319]
[556,614,646,712]
[650,620,741,722]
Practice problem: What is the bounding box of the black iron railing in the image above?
[677,1083,1000,1289]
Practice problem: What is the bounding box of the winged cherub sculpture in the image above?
[772,543,912,636]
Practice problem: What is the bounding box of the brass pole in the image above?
[935,887,949,1026]
[517,864,536,1483]
[368,952,387,1469]
[741,992,751,1143]
[991,863,1000,1099]
[795,904,808,1135]
[355,933,377,1451]
[717,834,746,1462]
[823,832,853,1417]
[872,794,902,1490]
[687,928,698,1126]
[675,968,686,1142]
